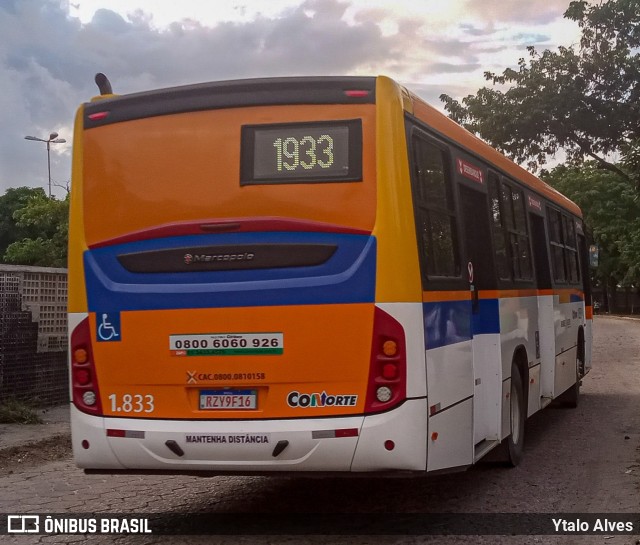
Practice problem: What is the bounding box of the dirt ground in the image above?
[0,434,71,476]
[1,316,638,544]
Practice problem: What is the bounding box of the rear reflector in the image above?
[106,429,145,439]
[312,428,359,439]
[335,428,359,438]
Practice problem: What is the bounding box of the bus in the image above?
[68,74,592,474]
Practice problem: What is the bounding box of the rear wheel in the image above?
[560,332,584,408]
[499,363,526,467]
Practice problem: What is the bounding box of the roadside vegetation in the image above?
[0,398,42,424]
[440,0,640,311]
[0,187,68,268]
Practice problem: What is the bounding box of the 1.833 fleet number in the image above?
[108,393,155,414]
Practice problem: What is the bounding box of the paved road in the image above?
[1,316,639,544]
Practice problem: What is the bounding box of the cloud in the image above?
[91,8,130,34]
[511,32,551,44]
[463,0,569,25]
[0,0,419,195]
[459,23,499,37]
[428,62,482,74]
[0,0,573,196]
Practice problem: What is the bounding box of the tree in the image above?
[440,0,640,186]
[3,193,69,268]
[0,187,46,259]
[542,162,640,310]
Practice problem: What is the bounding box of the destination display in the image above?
[241,120,362,184]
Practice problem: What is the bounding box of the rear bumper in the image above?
[72,398,427,473]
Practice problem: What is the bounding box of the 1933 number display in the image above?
[240,119,362,184]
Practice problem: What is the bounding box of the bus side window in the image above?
[508,184,533,281]
[488,173,510,280]
[563,215,580,284]
[410,135,460,284]
[548,208,567,283]
[489,176,533,282]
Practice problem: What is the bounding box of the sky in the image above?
[0,0,583,198]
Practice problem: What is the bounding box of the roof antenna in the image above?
[95,73,113,95]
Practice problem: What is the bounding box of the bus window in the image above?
[489,173,510,280]
[491,178,532,282]
[410,134,460,282]
[529,212,552,290]
[563,215,580,284]
[548,208,580,285]
[508,185,533,281]
[548,208,566,283]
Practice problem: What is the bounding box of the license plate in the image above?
[199,389,257,410]
[170,333,283,356]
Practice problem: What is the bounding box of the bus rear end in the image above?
[69,77,424,473]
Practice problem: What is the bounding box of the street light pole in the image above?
[24,132,66,197]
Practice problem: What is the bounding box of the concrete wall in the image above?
[0,265,68,407]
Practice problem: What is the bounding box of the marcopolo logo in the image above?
[183,252,255,265]
[287,391,358,408]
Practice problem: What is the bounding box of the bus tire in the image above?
[560,331,584,408]
[498,363,526,467]
[559,372,580,409]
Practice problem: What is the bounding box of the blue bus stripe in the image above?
[84,232,376,312]
[423,299,500,350]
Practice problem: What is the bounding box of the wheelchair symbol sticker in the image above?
[97,312,121,342]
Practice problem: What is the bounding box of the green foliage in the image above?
[0,399,42,424]
[2,193,69,268]
[440,0,640,299]
[0,187,46,259]
[542,163,640,286]
[440,0,640,184]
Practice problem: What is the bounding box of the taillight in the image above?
[71,317,103,415]
[364,307,406,413]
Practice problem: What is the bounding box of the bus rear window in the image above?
[240,120,362,185]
